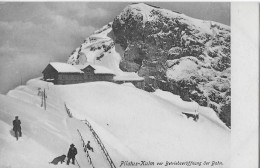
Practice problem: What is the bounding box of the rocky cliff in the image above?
[67,3,231,127]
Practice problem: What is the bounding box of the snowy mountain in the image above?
[67,3,231,127]
[0,78,230,168]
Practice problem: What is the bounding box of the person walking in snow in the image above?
[13,116,22,140]
[67,144,77,165]
[84,141,94,152]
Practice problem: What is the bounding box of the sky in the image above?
[0,2,230,94]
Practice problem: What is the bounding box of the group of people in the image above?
[12,116,94,166]
[67,141,94,165]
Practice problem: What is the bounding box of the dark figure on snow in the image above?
[13,116,22,140]
[49,155,66,165]
[85,141,94,152]
[67,144,77,165]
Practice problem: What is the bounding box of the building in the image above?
[113,74,145,89]
[74,64,115,82]
[42,62,84,84]
[42,62,115,84]
[42,62,144,89]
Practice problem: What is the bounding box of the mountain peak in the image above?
[131,2,161,9]
[117,2,184,26]
[68,3,231,127]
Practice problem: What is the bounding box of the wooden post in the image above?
[41,90,43,107]
[44,89,46,110]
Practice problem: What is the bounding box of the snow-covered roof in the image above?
[49,62,84,73]
[92,65,115,75]
[182,111,199,115]
[74,64,92,70]
[74,64,115,75]
[114,72,144,81]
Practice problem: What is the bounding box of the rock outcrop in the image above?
[68,3,231,127]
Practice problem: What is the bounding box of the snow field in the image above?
[56,81,230,164]
[0,79,230,168]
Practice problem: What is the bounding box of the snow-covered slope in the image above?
[67,3,231,127]
[0,81,89,168]
[67,22,142,80]
[0,79,230,168]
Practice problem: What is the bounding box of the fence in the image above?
[65,103,116,168]
[77,129,95,168]
[83,119,116,168]
[64,103,73,118]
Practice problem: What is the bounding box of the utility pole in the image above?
[41,90,43,107]
[41,89,47,110]
[44,88,47,110]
